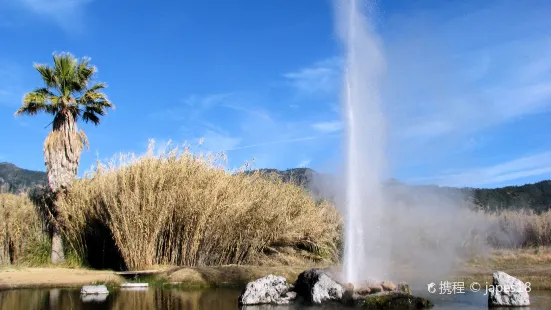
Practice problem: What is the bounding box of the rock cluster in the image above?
[238,268,433,309]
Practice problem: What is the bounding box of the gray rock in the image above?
[294,268,345,304]
[488,271,530,307]
[238,275,295,305]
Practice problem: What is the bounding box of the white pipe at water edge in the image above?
[120,282,149,288]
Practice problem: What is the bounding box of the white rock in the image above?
[80,285,109,295]
[488,271,530,307]
[238,275,295,305]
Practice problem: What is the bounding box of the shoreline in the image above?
[0,265,317,290]
[2,264,551,291]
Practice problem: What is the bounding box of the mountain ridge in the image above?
[0,162,48,194]
[2,163,550,212]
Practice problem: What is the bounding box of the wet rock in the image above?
[361,292,434,309]
[294,268,344,304]
[356,286,372,296]
[398,282,412,295]
[368,284,383,293]
[488,271,530,307]
[238,275,295,305]
[381,281,396,291]
[343,282,355,292]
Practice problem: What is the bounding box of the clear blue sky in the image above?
[1,0,550,188]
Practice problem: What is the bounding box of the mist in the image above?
[316,0,551,288]
[311,174,498,288]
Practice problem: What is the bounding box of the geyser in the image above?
[337,0,388,284]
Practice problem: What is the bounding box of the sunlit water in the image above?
[1,288,550,309]
[338,0,388,283]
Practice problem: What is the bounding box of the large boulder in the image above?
[294,268,345,304]
[488,271,530,307]
[238,275,296,305]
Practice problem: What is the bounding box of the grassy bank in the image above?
[2,248,551,290]
[457,246,551,290]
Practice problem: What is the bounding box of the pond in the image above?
[1,287,550,309]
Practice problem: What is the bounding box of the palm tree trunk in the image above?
[44,110,86,264]
[51,225,65,264]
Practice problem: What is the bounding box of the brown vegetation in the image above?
[0,193,48,265]
[486,210,551,248]
[56,141,342,270]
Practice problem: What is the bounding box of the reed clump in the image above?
[0,193,48,265]
[57,140,341,270]
[486,209,551,248]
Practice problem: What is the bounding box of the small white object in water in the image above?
[80,285,109,295]
[121,287,149,291]
[120,283,149,288]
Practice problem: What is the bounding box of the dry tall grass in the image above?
[486,209,551,248]
[57,141,342,270]
[0,193,48,265]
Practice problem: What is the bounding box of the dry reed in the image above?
[0,193,48,265]
[57,140,342,270]
[486,209,551,248]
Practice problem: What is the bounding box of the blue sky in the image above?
[0,0,550,188]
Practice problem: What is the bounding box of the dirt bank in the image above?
[0,268,125,290]
[0,265,319,290]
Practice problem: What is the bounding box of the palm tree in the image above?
[15,52,114,263]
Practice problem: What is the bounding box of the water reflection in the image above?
[0,288,550,310]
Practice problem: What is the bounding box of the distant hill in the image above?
[248,168,551,213]
[244,168,315,187]
[0,162,48,194]
[2,162,550,212]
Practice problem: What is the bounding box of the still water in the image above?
[1,288,550,309]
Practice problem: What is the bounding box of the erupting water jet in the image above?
[337,0,389,284]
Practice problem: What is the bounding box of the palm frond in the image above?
[87,82,106,93]
[53,52,79,96]
[34,64,57,88]
[15,90,56,116]
[76,57,96,87]
[80,98,113,125]
[80,91,109,104]
[78,83,114,113]
[82,109,101,125]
